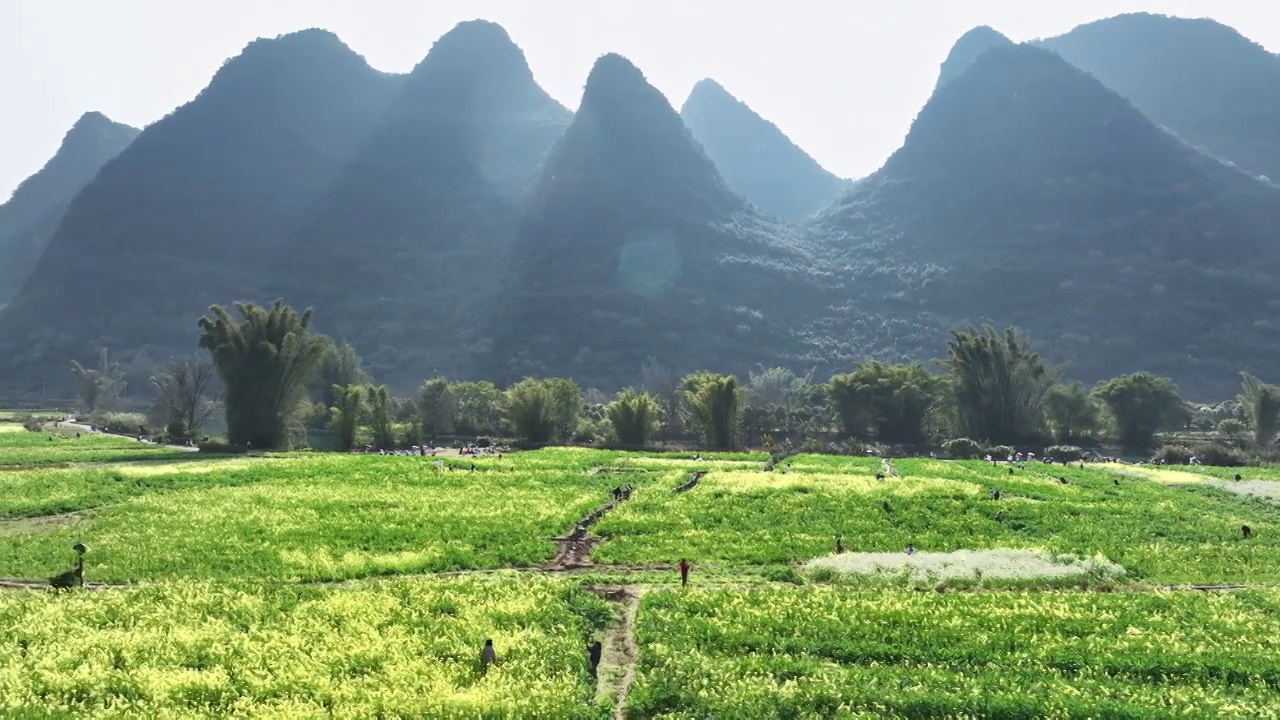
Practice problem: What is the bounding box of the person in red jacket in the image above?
[678,558,690,587]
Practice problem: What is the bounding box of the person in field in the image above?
[587,640,603,679]
[480,639,498,673]
[678,558,690,587]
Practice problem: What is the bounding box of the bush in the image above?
[1198,443,1248,467]
[473,437,493,448]
[986,445,1015,460]
[1046,445,1085,462]
[943,438,983,459]
[89,411,149,435]
[1152,442,1247,467]
[1216,418,1247,437]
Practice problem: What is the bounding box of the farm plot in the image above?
[628,586,1280,718]
[593,456,1280,584]
[0,425,183,466]
[0,451,657,583]
[0,574,611,718]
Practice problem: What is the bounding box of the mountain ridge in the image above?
[0,112,138,306]
[681,78,847,222]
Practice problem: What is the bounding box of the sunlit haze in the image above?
[3,0,1277,200]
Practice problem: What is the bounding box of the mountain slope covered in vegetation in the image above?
[489,54,817,387]
[681,79,846,222]
[1044,13,1280,182]
[0,30,400,390]
[278,21,571,385]
[0,113,138,306]
[806,42,1280,398]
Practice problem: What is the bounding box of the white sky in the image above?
[2,0,1277,201]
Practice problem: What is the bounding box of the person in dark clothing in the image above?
[480,639,498,673]
[835,535,845,554]
[678,558,690,587]
[587,640,603,679]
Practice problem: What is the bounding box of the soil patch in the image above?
[806,548,1126,583]
[0,512,86,536]
[1202,480,1280,503]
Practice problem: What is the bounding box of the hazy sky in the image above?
[3,1,1277,201]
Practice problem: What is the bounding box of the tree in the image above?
[827,361,944,443]
[682,372,741,449]
[1217,418,1247,437]
[419,377,456,444]
[366,385,395,449]
[150,358,218,439]
[1045,382,1102,442]
[198,301,329,449]
[605,389,662,446]
[70,348,126,413]
[1093,372,1189,449]
[314,342,370,408]
[543,378,582,442]
[1239,373,1280,447]
[504,378,558,443]
[454,381,502,436]
[744,366,813,437]
[640,356,683,437]
[328,384,363,451]
[942,326,1059,443]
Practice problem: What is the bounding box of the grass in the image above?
[0,425,184,466]
[629,587,1280,718]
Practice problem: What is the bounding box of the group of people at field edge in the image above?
[351,442,507,457]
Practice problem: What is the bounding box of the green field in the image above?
[3,424,1280,716]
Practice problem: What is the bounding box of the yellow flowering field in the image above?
[0,574,611,718]
[629,587,1280,718]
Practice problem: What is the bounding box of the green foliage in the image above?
[453,381,502,437]
[313,342,370,408]
[1216,418,1247,437]
[682,373,742,449]
[503,378,558,443]
[828,361,944,443]
[605,388,662,446]
[327,384,363,451]
[69,348,126,414]
[418,377,456,442]
[542,378,582,443]
[197,301,329,449]
[1093,372,1189,449]
[942,437,983,459]
[0,426,180,466]
[1045,382,1102,442]
[1239,373,1280,447]
[365,385,395,450]
[86,411,148,435]
[943,327,1058,444]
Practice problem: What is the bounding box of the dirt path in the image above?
[592,586,642,719]
[61,420,197,452]
[0,577,133,591]
[672,470,706,494]
[545,486,637,571]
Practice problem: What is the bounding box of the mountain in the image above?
[0,30,400,392]
[681,79,846,222]
[934,26,1014,92]
[0,113,138,306]
[488,54,816,388]
[1043,13,1280,182]
[277,21,571,385]
[806,42,1280,399]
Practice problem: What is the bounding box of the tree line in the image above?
[67,303,1280,458]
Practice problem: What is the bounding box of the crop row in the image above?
[629,587,1280,718]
